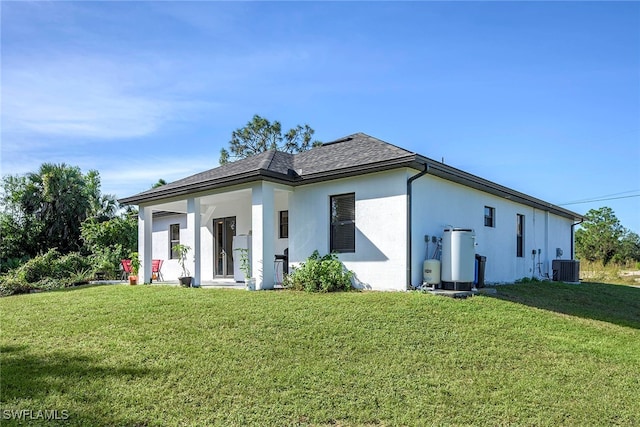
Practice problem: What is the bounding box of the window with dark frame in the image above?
[170,224,180,259]
[484,206,495,227]
[516,214,524,257]
[279,210,289,238]
[330,193,355,253]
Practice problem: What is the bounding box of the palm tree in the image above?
[21,163,97,253]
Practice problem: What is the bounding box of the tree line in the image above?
[575,207,640,266]
[0,163,137,294]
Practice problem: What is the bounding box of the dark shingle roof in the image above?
[119,133,412,203]
[292,133,414,178]
[118,132,582,221]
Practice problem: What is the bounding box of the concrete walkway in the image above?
[152,279,246,290]
[89,279,246,290]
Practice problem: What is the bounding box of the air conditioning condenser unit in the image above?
[552,260,580,282]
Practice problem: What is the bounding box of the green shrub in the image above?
[16,249,63,282]
[514,277,545,284]
[0,256,30,274]
[0,249,92,296]
[32,277,66,292]
[0,276,34,297]
[58,252,92,277]
[284,251,354,292]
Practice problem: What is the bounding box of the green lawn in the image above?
[1,283,639,426]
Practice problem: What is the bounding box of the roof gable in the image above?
[120,133,416,203]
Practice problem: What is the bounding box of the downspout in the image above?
[570,218,584,260]
[406,164,430,290]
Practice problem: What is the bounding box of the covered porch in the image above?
[137,181,291,289]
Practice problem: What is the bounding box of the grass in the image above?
[1,283,639,426]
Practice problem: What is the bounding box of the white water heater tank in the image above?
[441,228,475,283]
[423,259,441,285]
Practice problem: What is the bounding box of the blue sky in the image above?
[2,1,639,233]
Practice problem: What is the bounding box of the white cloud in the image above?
[99,156,219,198]
[2,55,175,139]
[0,143,219,199]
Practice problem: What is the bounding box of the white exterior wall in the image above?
[145,198,254,282]
[151,214,186,281]
[548,212,573,261]
[290,170,407,291]
[138,169,573,289]
[142,186,290,284]
[149,212,217,282]
[411,171,574,285]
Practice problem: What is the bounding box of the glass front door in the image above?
[214,217,236,277]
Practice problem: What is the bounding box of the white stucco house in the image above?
[119,133,583,290]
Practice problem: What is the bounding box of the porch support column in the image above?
[138,205,153,283]
[252,182,275,290]
[186,197,202,286]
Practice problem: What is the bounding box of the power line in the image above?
[560,189,640,205]
[559,194,640,206]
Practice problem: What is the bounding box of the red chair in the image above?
[121,259,132,280]
[151,259,164,281]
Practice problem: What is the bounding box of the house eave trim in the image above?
[293,156,416,185]
[118,156,417,205]
[118,170,292,205]
[412,156,583,220]
[119,150,582,222]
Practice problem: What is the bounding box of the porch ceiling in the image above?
[149,188,259,214]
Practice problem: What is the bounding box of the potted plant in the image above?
[172,244,193,287]
[129,252,141,285]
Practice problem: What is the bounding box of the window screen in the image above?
[170,224,180,259]
[516,214,524,257]
[484,206,495,227]
[330,193,355,253]
[279,211,289,238]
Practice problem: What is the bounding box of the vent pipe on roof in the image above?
[406,164,430,290]
[322,136,354,146]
